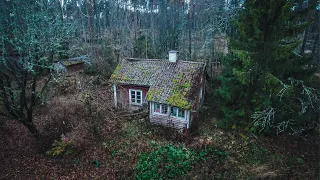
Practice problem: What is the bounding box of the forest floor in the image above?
[0,74,319,180]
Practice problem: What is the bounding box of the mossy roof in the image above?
[58,56,91,67]
[60,60,84,67]
[110,58,205,110]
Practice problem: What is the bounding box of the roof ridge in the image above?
[180,60,205,64]
[125,58,164,61]
[125,58,205,65]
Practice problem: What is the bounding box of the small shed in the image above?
[53,56,91,73]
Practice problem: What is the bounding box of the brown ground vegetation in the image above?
[0,74,319,179]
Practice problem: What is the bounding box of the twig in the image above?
[250,132,258,140]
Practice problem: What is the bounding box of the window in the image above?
[154,103,160,113]
[178,108,185,118]
[152,103,186,120]
[171,107,186,119]
[161,104,168,114]
[171,107,177,116]
[153,103,168,115]
[129,89,142,105]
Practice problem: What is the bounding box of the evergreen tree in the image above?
[133,34,155,59]
[215,0,320,134]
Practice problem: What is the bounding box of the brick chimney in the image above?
[169,50,178,63]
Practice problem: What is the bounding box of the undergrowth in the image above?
[46,134,74,157]
[134,143,211,179]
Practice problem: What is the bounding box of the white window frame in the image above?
[151,103,186,121]
[170,106,186,120]
[129,89,143,105]
[153,103,169,115]
[153,103,161,113]
[161,104,169,114]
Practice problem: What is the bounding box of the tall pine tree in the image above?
[215,0,320,134]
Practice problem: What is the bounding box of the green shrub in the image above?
[46,135,73,157]
[134,144,209,179]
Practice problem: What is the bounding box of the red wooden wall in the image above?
[116,84,149,110]
[67,63,84,73]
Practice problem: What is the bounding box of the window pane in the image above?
[137,95,141,99]
[131,98,135,103]
[178,109,185,118]
[161,105,168,114]
[137,99,141,104]
[131,91,135,98]
[154,103,160,113]
[171,107,177,116]
[136,91,141,96]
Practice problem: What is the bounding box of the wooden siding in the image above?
[112,78,206,129]
[150,114,188,129]
[149,102,191,129]
[116,84,149,111]
[194,75,206,112]
[67,63,84,73]
[189,75,205,125]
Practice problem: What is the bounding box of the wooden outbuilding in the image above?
[53,56,91,74]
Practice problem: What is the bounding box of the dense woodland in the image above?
[0,0,320,179]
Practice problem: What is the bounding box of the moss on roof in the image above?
[110,58,205,110]
[163,72,192,109]
[61,60,83,67]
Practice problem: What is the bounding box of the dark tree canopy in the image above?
[214,0,320,134]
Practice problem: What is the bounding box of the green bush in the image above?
[134,144,209,179]
[46,135,73,157]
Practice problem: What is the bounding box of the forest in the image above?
[0,0,319,179]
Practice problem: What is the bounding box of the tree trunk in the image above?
[59,0,64,22]
[105,1,109,30]
[134,0,138,40]
[300,28,309,55]
[188,0,193,60]
[86,0,94,43]
[150,0,155,51]
[312,27,319,55]
[318,12,320,66]
[312,10,320,66]
[22,120,40,140]
[82,21,87,43]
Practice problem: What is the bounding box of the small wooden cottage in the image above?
[53,56,91,73]
[110,51,206,129]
